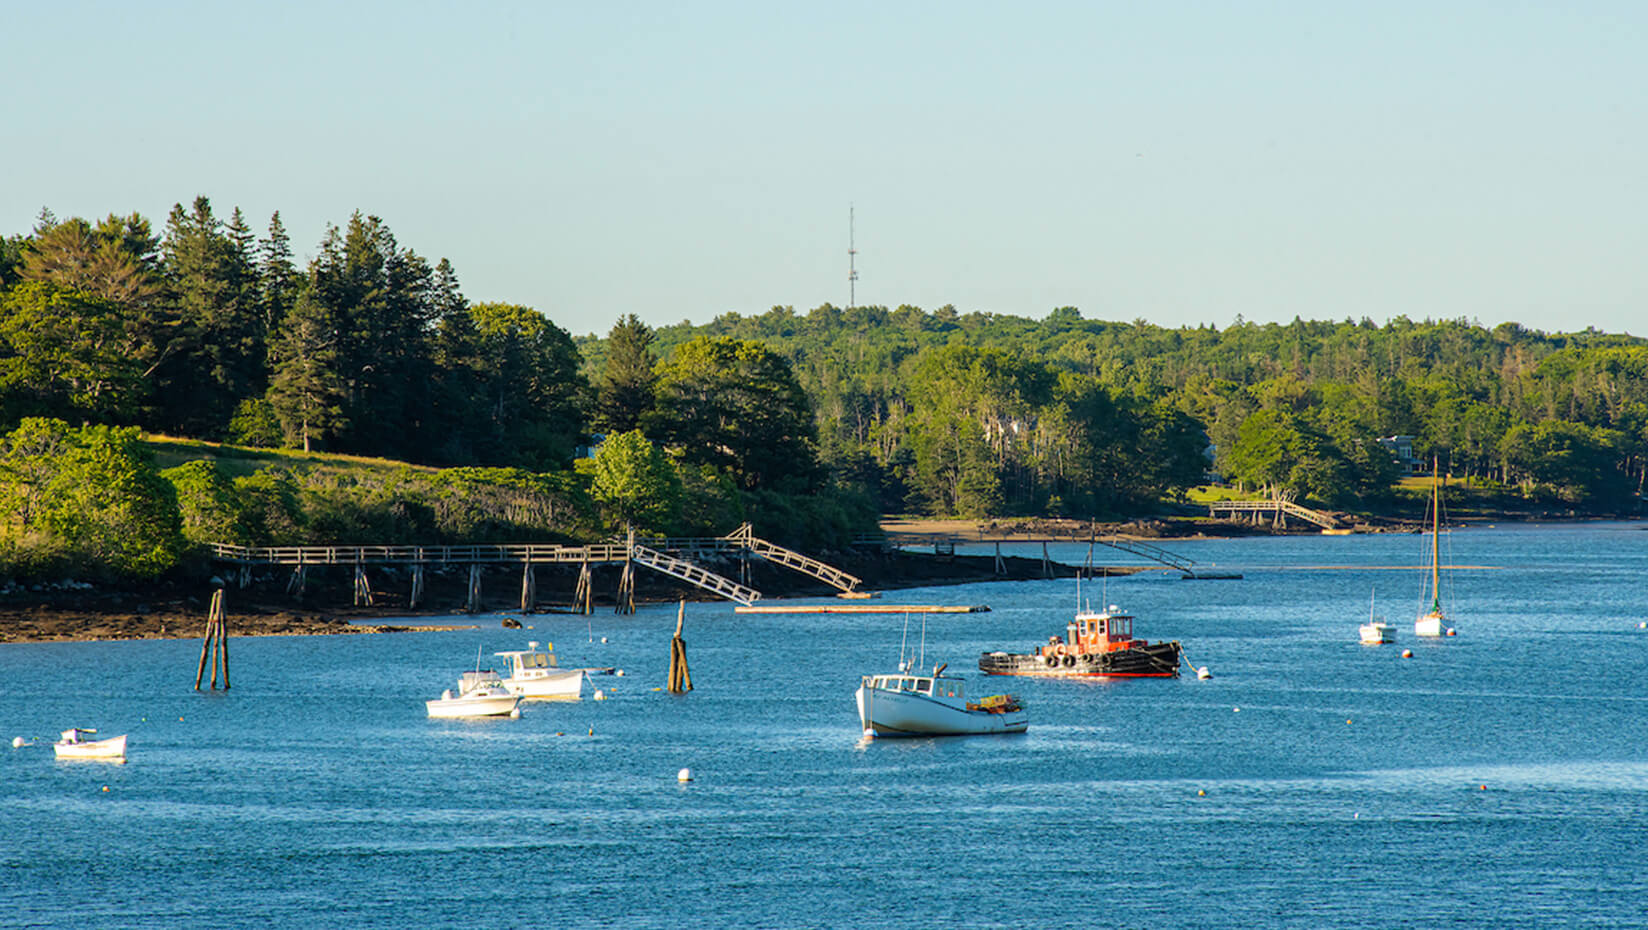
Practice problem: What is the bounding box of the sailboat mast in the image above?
[1430,463,1442,613]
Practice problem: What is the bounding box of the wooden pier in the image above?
[734,604,991,614]
[207,523,865,611]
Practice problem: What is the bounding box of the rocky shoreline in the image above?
[0,545,1086,644]
[7,513,1630,644]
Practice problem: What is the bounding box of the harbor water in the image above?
[3,522,1647,928]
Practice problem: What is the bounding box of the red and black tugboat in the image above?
[979,601,1182,679]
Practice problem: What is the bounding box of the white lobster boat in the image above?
[53,728,127,760]
[493,642,585,700]
[855,663,1027,738]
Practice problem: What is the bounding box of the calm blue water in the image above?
[3,523,1647,929]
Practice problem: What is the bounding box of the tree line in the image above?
[0,200,866,581]
[598,304,1648,514]
[5,198,1645,582]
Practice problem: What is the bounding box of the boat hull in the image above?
[855,686,1027,737]
[978,641,1181,678]
[502,669,585,700]
[426,694,520,718]
[1360,623,1395,645]
[1415,612,1445,638]
[54,734,127,759]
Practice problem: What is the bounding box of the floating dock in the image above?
[734,604,990,614]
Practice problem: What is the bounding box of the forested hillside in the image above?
[587,304,1648,516]
[0,201,865,582]
[3,199,1644,583]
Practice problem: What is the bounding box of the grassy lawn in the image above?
[142,434,438,479]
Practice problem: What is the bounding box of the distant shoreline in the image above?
[3,514,1637,645]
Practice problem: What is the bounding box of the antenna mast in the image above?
[847,205,858,309]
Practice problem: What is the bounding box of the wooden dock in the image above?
[734,604,991,614]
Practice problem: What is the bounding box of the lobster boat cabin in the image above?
[979,605,1182,679]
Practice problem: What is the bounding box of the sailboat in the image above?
[1415,466,1453,638]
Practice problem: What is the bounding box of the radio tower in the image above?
[847,205,858,310]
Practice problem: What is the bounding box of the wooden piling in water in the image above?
[574,558,593,614]
[520,562,536,612]
[466,564,483,612]
[667,600,692,693]
[353,564,374,607]
[195,587,230,690]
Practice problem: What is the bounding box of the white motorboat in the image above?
[1360,589,1395,644]
[426,670,521,718]
[493,642,585,700]
[53,728,127,760]
[856,663,1027,738]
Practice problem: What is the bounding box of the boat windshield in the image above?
[871,676,936,693]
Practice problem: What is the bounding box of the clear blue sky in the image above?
[6,1,1643,337]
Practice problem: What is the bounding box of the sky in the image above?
[5,1,1643,338]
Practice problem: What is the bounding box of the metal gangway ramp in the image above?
[721,523,862,593]
[631,544,761,605]
[1089,536,1239,580]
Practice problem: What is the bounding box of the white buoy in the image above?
[1638,622,1645,630]
[1196,666,1212,680]
[677,767,693,782]
[615,669,625,677]
[509,708,521,719]
[1401,649,1413,658]
[600,636,608,644]
[11,736,24,748]
[593,689,607,701]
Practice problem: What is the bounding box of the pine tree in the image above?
[156,197,262,436]
[257,212,298,341]
[266,283,346,452]
[595,314,658,434]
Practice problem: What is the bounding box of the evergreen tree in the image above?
[156,196,262,435]
[266,283,346,452]
[426,258,484,463]
[258,212,299,339]
[594,314,657,434]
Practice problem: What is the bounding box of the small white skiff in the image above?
[1360,619,1396,644]
[1360,590,1395,644]
[856,663,1027,738]
[426,671,521,718]
[53,728,127,760]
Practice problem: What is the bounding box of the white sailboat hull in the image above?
[855,685,1026,737]
[1415,612,1445,637]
